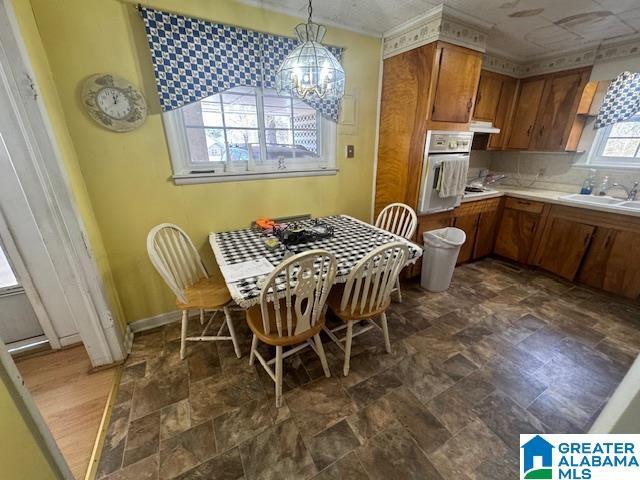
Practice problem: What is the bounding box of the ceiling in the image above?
[240,0,640,60]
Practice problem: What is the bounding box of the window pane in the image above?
[264,94,292,129]
[610,119,640,138]
[225,129,260,162]
[186,127,212,163]
[222,91,258,128]
[204,128,226,162]
[182,95,223,127]
[265,129,293,145]
[603,138,640,157]
[0,244,18,289]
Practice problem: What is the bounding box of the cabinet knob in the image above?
[527,125,532,136]
[467,98,473,112]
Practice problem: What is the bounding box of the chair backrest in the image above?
[259,249,337,338]
[375,203,418,240]
[340,242,409,316]
[147,223,208,303]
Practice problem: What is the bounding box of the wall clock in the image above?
[82,74,147,132]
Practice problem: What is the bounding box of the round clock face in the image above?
[82,74,147,132]
[96,87,132,120]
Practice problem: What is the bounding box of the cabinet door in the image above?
[578,228,640,300]
[488,77,518,150]
[506,79,545,149]
[454,214,479,264]
[474,209,499,258]
[493,208,538,263]
[531,69,590,151]
[431,45,482,123]
[576,227,613,290]
[473,72,503,122]
[535,217,594,281]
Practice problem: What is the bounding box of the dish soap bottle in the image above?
[597,176,610,196]
[579,169,597,195]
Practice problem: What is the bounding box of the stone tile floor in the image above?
[97,259,640,480]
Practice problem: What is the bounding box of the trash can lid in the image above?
[423,227,466,247]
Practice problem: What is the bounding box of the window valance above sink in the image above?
[138,6,343,122]
[595,71,640,129]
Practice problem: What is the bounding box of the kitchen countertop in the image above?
[462,185,640,218]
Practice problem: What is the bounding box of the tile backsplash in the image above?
[469,150,640,194]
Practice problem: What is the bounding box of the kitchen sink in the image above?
[559,194,625,206]
[616,201,640,211]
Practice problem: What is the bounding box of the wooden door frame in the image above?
[0,0,129,366]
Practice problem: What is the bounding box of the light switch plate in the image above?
[346,145,355,158]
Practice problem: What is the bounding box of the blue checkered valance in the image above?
[595,71,640,129]
[138,6,343,121]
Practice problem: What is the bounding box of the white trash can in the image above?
[420,227,466,292]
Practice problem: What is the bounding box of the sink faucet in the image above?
[606,182,639,201]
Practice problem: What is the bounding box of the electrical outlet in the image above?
[346,145,355,158]
[538,168,546,177]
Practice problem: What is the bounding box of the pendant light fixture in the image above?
[275,0,345,101]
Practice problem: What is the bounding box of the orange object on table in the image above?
[256,218,275,230]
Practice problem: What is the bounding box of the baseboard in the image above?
[129,310,181,333]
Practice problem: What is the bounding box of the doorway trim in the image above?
[0,0,129,366]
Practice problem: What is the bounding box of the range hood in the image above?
[469,120,500,134]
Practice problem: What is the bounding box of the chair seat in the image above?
[327,284,390,322]
[176,276,231,310]
[246,298,324,346]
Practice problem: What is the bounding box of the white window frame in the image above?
[163,87,338,184]
[584,114,640,170]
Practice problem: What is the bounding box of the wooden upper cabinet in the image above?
[473,71,503,121]
[531,68,591,151]
[534,217,594,281]
[487,75,518,150]
[506,79,545,149]
[430,44,482,123]
[375,43,436,214]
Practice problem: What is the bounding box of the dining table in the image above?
[209,215,423,309]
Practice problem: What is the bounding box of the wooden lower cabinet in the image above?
[475,209,499,258]
[533,217,594,280]
[454,214,479,264]
[494,208,540,263]
[577,228,640,300]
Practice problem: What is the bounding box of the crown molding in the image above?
[483,37,640,78]
[382,4,489,59]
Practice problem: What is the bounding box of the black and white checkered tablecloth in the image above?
[209,215,422,308]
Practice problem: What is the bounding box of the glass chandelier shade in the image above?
[275,21,345,101]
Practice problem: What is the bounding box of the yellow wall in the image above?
[10,0,126,330]
[26,0,382,323]
[0,369,60,479]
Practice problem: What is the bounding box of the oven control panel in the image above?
[427,131,474,153]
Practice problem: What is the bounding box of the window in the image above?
[0,244,17,290]
[163,86,337,183]
[587,114,640,168]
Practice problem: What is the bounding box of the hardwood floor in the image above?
[15,344,117,479]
